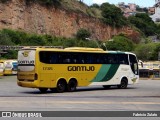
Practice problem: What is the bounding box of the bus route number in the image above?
[43,67,53,70]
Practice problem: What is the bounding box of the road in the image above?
[0,76,160,119]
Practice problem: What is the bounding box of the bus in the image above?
[17,47,139,93]
[0,62,4,76]
[4,60,18,75]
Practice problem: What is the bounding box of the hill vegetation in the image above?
[0,1,160,61]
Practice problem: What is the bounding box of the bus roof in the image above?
[64,47,104,51]
[21,47,136,55]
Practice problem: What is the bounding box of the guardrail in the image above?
[0,46,63,50]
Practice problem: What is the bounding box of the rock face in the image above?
[0,0,139,41]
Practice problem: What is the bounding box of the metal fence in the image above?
[0,46,63,50]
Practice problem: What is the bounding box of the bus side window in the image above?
[118,54,129,65]
[40,51,50,64]
[50,53,58,64]
[107,54,117,64]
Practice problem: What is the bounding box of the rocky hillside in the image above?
[0,0,139,41]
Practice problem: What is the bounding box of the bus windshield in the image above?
[18,50,35,72]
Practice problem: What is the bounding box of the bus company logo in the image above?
[22,51,30,57]
[2,112,11,117]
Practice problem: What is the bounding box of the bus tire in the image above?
[103,85,111,89]
[56,80,67,93]
[117,78,128,89]
[67,80,77,92]
[39,88,48,93]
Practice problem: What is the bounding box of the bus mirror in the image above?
[139,60,143,68]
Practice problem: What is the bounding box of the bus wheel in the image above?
[67,80,77,92]
[56,80,66,93]
[117,78,128,89]
[39,88,48,93]
[103,85,111,89]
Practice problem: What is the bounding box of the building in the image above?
[148,7,155,15]
[150,0,160,22]
[118,3,137,17]
[128,3,136,11]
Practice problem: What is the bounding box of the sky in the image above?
[83,0,155,7]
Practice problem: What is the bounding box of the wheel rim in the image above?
[57,82,65,92]
[121,81,127,88]
[68,81,76,92]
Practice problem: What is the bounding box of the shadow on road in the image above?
[18,86,137,95]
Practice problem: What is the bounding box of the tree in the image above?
[134,43,157,61]
[0,31,14,45]
[1,29,22,45]
[25,34,46,46]
[152,43,160,60]
[128,13,157,36]
[105,35,134,51]
[90,3,100,8]
[76,28,91,40]
[100,3,127,27]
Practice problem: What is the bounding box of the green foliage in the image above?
[0,31,15,45]
[25,0,61,7]
[105,35,134,51]
[90,3,100,9]
[136,5,148,13]
[25,34,46,46]
[151,43,160,60]
[86,7,102,18]
[100,3,127,27]
[1,29,23,45]
[76,28,91,40]
[2,50,17,59]
[128,13,157,36]
[134,43,158,61]
[39,0,61,6]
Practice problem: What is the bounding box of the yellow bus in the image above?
[0,62,4,76]
[17,47,139,93]
[4,60,18,75]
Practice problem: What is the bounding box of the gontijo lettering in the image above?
[18,60,34,64]
[68,66,95,71]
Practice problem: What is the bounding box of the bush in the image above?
[2,50,17,59]
[134,43,157,61]
[76,28,91,40]
[0,31,15,45]
[105,35,134,51]
[1,29,21,45]
[37,0,61,7]
[25,34,46,46]
[128,13,157,36]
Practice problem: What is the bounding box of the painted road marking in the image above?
[0,101,160,105]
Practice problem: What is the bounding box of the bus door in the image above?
[129,54,139,82]
[39,51,54,88]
